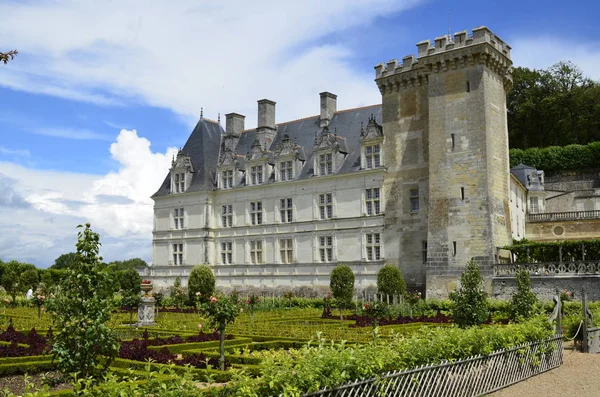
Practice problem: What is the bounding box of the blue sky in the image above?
[0,0,598,267]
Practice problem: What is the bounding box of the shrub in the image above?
[330,264,354,322]
[510,269,538,321]
[377,264,406,297]
[46,223,119,382]
[449,260,489,327]
[188,265,215,303]
[170,277,186,308]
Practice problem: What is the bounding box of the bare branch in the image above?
[0,50,19,64]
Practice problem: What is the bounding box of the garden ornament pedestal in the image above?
[138,282,155,326]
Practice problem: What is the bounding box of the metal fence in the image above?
[299,336,563,397]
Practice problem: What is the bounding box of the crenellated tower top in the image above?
[374,26,513,93]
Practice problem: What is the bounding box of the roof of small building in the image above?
[152,104,382,198]
[510,163,544,192]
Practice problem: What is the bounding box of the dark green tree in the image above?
[330,264,355,322]
[376,264,406,298]
[449,260,489,327]
[0,261,37,303]
[51,252,78,270]
[107,258,148,272]
[509,269,538,321]
[187,265,215,303]
[47,224,119,382]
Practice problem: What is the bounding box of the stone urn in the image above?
[141,282,153,297]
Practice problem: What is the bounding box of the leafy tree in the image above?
[187,265,215,303]
[47,223,119,382]
[376,264,406,298]
[0,261,37,303]
[107,258,148,272]
[509,269,538,321]
[330,264,354,322]
[449,260,489,327]
[51,252,78,270]
[0,50,18,64]
[118,269,142,296]
[39,269,66,292]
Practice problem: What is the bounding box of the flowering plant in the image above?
[362,301,390,327]
[246,294,260,326]
[405,291,422,306]
[141,279,152,285]
[559,289,574,302]
[198,294,240,370]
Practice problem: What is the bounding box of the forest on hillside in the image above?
[508,61,600,149]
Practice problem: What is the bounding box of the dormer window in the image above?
[279,160,293,181]
[221,169,234,189]
[360,114,384,170]
[364,144,381,169]
[319,153,333,176]
[250,165,264,185]
[174,172,185,193]
[170,149,193,194]
[273,134,304,182]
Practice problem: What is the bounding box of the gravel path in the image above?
[490,342,600,397]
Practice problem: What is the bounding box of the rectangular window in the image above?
[410,189,420,212]
[279,160,293,181]
[250,201,263,225]
[319,193,333,219]
[279,238,293,264]
[222,170,233,189]
[319,153,333,175]
[280,198,293,223]
[221,241,233,265]
[174,172,185,193]
[221,204,233,227]
[422,241,428,264]
[250,240,263,264]
[365,144,381,169]
[530,197,539,214]
[173,208,184,229]
[319,236,333,262]
[366,233,381,261]
[365,188,381,215]
[172,243,183,265]
[250,165,263,185]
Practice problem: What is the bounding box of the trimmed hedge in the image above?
[504,239,600,262]
[509,141,600,174]
[112,358,232,383]
[147,337,253,354]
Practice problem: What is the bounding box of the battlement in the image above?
[375,26,511,79]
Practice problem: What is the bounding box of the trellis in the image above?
[298,336,563,397]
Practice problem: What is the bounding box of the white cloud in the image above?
[0,0,424,126]
[511,36,600,81]
[0,130,177,266]
[0,146,31,157]
[29,127,113,141]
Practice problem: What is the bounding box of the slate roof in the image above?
[152,104,382,198]
[510,163,544,191]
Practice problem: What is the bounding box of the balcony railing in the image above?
[493,261,600,277]
[527,210,600,222]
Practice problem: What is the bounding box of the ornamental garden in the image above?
[0,224,592,396]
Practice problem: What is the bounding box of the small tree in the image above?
[509,268,538,321]
[47,223,119,382]
[188,265,215,304]
[199,294,239,370]
[330,264,355,322]
[119,269,142,296]
[449,260,489,327]
[377,264,406,299]
[170,277,186,308]
[0,261,38,304]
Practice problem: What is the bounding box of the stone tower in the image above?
[375,27,513,297]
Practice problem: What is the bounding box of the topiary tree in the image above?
[376,264,406,299]
[47,223,119,382]
[188,265,215,303]
[170,277,186,309]
[449,260,489,328]
[119,268,142,296]
[330,264,355,322]
[509,268,538,321]
[199,294,239,370]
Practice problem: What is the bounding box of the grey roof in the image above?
[510,163,544,191]
[152,119,223,198]
[152,105,382,197]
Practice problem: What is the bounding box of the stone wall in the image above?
[526,218,600,242]
[492,275,600,301]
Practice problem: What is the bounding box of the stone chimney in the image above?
[320,92,337,127]
[225,113,245,136]
[224,113,245,152]
[257,99,276,150]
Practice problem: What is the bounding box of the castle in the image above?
[144,26,521,298]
